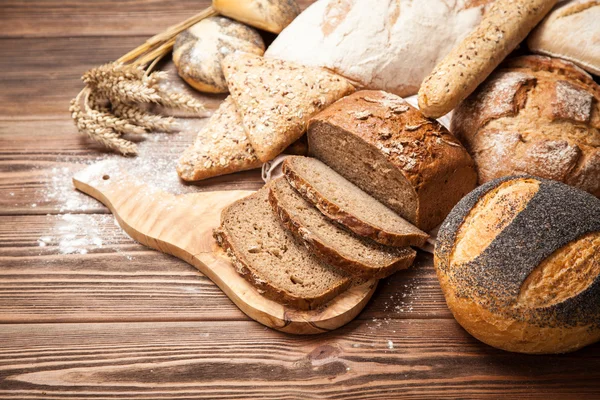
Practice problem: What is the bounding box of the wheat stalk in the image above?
[71,7,217,155]
[70,94,138,156]
[112,102,178,132]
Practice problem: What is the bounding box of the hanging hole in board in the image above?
[102,175,110,181]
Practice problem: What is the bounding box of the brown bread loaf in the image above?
[214,185,350,311]
[451,55,600,198]
[308,90,477,232]
[269,177,416,279]
[282,156,428,248]
[435,176,600,354]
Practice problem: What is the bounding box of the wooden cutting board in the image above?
[73,160,377,334]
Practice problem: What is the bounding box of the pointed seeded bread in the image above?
[177,96,262,181]
[214,184,351,310]
[269,177,416,279]
[222,52,355,162]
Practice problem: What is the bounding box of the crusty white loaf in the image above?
[265,0,491,97]
[528,0,600,76]
[435,176,600,354]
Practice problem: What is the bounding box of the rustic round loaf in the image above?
[213,0,300,34]
[172,16,265,93]
[451,55,600,198]
[435,175,600,354]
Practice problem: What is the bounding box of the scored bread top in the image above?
[435,175,600,328]
[282,156,428,248]
[214,184,350,311]
[222,52,355,162]
[269,177,416,279]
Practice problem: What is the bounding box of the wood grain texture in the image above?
[72,161,377,333]
[0,1,314,38]
[2,0,600,396]
[1,320,599,399]
[0,213,446,323]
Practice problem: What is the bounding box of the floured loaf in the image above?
[265,0,491,97]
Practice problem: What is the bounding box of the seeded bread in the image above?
[214,185,350,310]
[418,0,557,118]
[451,55,600,197]
[222,52,355,162]
[435,176,600,353]
[177,96,262,181]
[282,156,429,248]
[308,91,477,232]
[269,177,416,279]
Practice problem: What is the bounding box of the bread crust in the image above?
[435,176,600,353]
[173,16,265,93]
[282,158,428,248]
[214,190,350,311]
[268,181,416,279]
[309,90,477,232]
[418,0,557,118]
[451,55,600,197]
[528,0,600,76]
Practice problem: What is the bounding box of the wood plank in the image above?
[0,1,315,38]
[0,119,264,215]
[0,320,599,399]
[0,214,449,323]
[0,36,199,118]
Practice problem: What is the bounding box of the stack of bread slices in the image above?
[214,90,478,310]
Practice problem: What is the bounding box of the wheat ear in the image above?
[112,102,178,132]
[70,97,137,156]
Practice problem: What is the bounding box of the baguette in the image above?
[418,0,557,118]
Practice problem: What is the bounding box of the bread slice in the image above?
[221,52,355,162]
[269,177,416,279]
[177,96,262,181]
[282,156,429,248]
[214,185,350,310]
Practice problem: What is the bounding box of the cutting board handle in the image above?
[73,160,377,334]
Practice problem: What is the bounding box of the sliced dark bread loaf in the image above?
[213,185,350,310]
[308,90,477,231]
[282,156,429,248]
[269,177,416,279]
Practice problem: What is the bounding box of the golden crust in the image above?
[452,55,600,198]
[435,176,600,354]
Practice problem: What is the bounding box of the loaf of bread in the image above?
[213,0,300,34]
[308,90,477,232]
[451,55,600,198]
[435,176,600,354]
[528,0,600,76]
[222,52,355,162]
[418,0,557,118]
[173,16,265,93]
[282,156,429,248]
[214,185,350,310]
[177,96,262,181]
[269,177,416,279]
[265,0,491,97]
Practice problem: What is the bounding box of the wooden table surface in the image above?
[1,1,600,398]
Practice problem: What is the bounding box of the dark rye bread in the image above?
[435,175,600,353]
[269,177,416,279]
[282,156,428,248]
[214,185,350,311]
[308,90,477,232]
